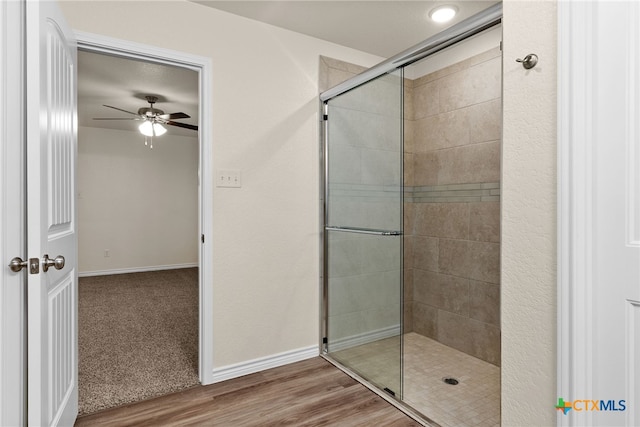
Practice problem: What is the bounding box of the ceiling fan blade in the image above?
[102,104,140,116]
[166,121,199,131]
[159,112,190,120]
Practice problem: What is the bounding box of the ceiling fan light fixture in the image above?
[429,5,458,23]
[153,123,167,136]
[139,120,154,137]
[139,120,167,137]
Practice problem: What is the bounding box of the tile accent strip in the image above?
[329,183,402,202]
[405,182,501,203]
[329,182,501,203]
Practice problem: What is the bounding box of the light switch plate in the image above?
[216,169,242,188]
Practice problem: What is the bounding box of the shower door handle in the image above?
[325,226,403,236]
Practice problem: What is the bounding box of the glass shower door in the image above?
[323,69,403,397]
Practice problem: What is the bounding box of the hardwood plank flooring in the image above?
[75,357,421,426]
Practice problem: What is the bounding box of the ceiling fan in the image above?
[93,95,198,149]
[94,95,198,132]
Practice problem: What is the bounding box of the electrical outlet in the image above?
[104,249,110,258]
[216,169,242,188]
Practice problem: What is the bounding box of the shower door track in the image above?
[320,353,436,427]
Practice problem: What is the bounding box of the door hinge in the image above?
[201,234,205,244]
[323,114,328,121]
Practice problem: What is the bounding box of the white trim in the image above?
[626,299,640,426]
[328,325,400,352]
[78,263,198,278]
[211,346,319,384]
[626,1,640,249]
[74,31,215,385]
[74,31,205,71]
[557,2,595,426]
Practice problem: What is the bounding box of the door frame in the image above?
[557,1,594,423]
[75,31,214,385]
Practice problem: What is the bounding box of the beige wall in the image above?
[60,0,384,369]
[502,1,557,425]
[77,126,199,274]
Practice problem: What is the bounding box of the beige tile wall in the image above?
[405,47,501,366]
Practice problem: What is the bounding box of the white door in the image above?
[25,0,78,425]
[593,2,640,425]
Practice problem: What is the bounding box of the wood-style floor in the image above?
[75,357,421,427]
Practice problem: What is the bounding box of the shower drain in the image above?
[442,377,459,385]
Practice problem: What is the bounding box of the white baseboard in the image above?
[78,263,198,277]
[329,324,401,352]
[211,345,319,383]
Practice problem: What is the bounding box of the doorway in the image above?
[75,32,214,414]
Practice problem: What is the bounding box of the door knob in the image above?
[9,257,28,273]
[42,254,65,272]
[8,257,39,274]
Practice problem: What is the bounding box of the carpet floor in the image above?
[78,268,199,415]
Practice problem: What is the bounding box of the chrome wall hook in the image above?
[516,53,538,69]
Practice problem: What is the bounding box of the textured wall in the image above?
[77,126,199,274]
[502,1,557,424]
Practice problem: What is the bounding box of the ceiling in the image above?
[191,1,498,58]
[78,1,498,135]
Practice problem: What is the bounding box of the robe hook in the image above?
[516,53,538,70]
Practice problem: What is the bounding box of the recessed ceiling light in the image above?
[429,5,458,23]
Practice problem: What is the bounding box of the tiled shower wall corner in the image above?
[404,47,502,366]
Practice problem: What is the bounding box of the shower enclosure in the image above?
[320,3,502,426]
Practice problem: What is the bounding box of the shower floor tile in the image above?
[403,333,500,427]
[330,332,500,427]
